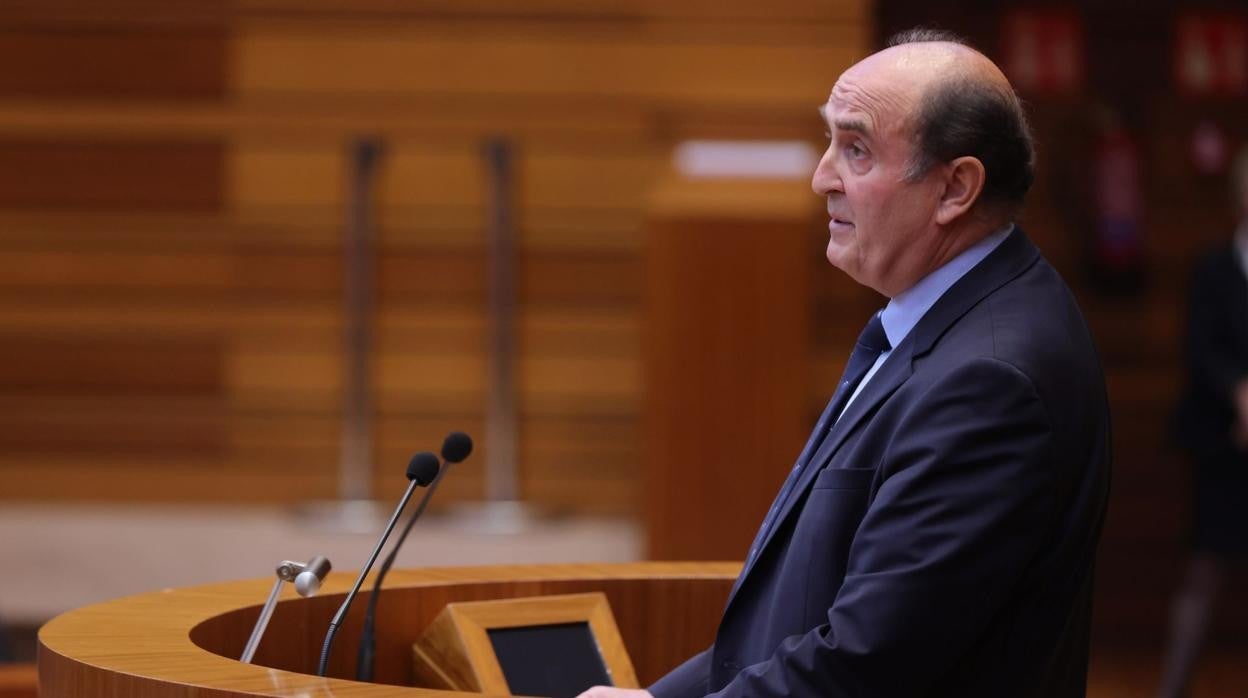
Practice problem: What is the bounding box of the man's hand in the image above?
[574,687,653,698]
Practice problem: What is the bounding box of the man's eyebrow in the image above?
[816,106,871,137]
[833,118,871,136]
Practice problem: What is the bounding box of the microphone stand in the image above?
[316,474,425,677]
[355,460,457,680]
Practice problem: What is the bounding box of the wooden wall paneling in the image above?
[0,208,335,500]
[225,345,340,408]
[0,395,223,457]
[644,176,819,560]
[370,142,653,512]
[0,459,339,501]
[0,248,235,293]
[0,27,227,99]
[0,1,228,27]
[0,4,869,516]
[0,100,656,144]
[0,333,222,395]
[521,149,666,211]
[520,209,642,253]
[226,142,345,211]
[235,0,867,23]
[518,306,638,357]
[380,146,487,210]
[0,324,225,472]
[379,249,486,303]
[231,22,863,108]
[0,140,224,211]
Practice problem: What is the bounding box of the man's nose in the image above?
[811,149,841,196]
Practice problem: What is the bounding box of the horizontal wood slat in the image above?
[0,395,224,456]
[0,140,224,210]
[233,26,862,108]
[0,28,226,99]
[0,0,866,25]
[0,99,655,141]
[0,1,227,27]
[0,334,223,395]
[235,0,867,23]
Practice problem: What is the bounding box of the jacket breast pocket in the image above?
[785,465,877,632]
[811,465,877,490]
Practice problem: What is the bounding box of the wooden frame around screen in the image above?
[411,591,639,694]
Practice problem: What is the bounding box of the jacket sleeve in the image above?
[649,647,712,698]
[707,357,1058,697]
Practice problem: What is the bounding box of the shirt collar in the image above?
[879,223,1014,349]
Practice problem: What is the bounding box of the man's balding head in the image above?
[879,29,1035,211]
[811,28,1034,296]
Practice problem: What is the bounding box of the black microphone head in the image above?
[441,431,474,464]
[406,452,440,485]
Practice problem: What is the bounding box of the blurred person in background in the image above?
[1159,145,1248,698]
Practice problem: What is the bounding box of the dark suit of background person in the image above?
[1157,148,1248,698]
[1175,244,1248,553]
[638,32,1113,698]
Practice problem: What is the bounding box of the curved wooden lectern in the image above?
[38,562,738,697]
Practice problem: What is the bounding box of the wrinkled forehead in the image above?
[821,43,979,139]
[822,60,921,140]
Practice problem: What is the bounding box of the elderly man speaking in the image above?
[582,28,1111,698]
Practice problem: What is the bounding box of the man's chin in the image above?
[825,241,854,273]
[825,245,883,293]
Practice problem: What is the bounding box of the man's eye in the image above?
[845,143,867,159]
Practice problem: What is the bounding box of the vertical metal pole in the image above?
[484,138,519,505]
[340,138,383,504]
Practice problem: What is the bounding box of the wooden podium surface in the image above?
[38,562,738,697]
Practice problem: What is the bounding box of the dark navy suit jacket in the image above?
[650,228,1111,697]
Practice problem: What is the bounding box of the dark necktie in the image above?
[744,311,891,566]
[825,310,891,422]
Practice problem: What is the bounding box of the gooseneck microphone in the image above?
[355,431,474,681]
[315,452,440,678]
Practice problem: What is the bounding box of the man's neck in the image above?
[884,216,1010,298]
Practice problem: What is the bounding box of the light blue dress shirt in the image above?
[839,224,1014,419]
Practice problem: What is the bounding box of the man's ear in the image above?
[935,156,986,225]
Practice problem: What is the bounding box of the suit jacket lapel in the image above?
[724,351,912,611]
[745,343,913,573]
[726,227,1042,607]
[725,394,845,602]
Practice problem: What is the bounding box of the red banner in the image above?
[1174,13,1248,97]
[1001,9,1085,95]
